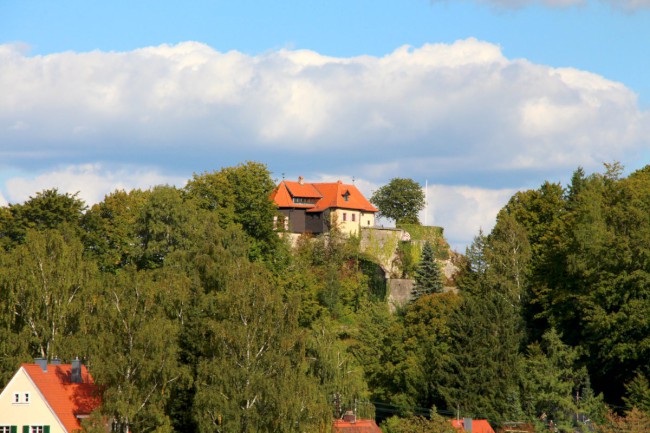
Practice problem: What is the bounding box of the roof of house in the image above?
[22,363,101,433]
[271,179,378,213]
[451,419,495,433]
[332,419,383,433]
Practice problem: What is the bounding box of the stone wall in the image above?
[360,227,408,277]
[387,279,414,312]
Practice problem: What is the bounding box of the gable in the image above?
[0,368,66,433]
[22,364,99,433]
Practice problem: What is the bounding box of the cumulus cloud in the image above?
[3,164,186,206]
[422,184,517,251]
[1,39,647,189]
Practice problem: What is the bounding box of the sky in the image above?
[1,0,649,251]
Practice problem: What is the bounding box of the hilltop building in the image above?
[271,177,377,236]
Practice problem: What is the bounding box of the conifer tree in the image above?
[412,241,443,300]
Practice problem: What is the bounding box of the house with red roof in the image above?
[0,359,101,433]
[451,418,495,433]
[332,412,382,433]
[271,177,378,236]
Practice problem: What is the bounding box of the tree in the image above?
[624,373,650,413]
[382,410,457,433]
[370,178,425,225]
[191,258,330,433]
[0,189,86,248]
[87,265,191,433]
[440,290,524,424]
[81,189,148,272]
[185,162,280,262]
[595,408,650,433]
[412,241,444,300]
[521,329,604,431]
[0,228,97,363]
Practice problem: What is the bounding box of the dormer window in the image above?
[293,197,317,204]
[343,191,350,202]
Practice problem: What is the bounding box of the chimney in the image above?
[71,357,82,383]
[463,418,473,432]
[298,176,304,185]
[34,358,47,372]
[51,358,61,365]
[342,411,356,423]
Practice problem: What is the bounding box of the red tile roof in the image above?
[332,419,382,433]
[271,179,378,213]
[23,363,101,433]
[284,181,323,199]
[451,419,495,433]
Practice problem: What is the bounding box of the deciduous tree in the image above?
[370,178,425,225]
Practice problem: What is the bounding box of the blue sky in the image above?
[1,0,649,250]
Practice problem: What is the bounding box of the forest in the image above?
[0,161,649,433]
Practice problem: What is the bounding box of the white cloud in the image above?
[1,39,647,185]
[4,164,186,206]
[422,184,517,252]
[0,191,7,207]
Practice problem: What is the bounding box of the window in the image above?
[0,426,16,433]
[293,197,317,204]
[343,191,350,202]
[342,213,347,222]
[351,214,356,222]
[12,393,29,404]
[26,426,48,433]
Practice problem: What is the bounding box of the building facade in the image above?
[0,360,100,433]
[271,177,378,236]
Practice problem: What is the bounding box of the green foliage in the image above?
[440,290,524,424]
[191,259,330,433]
[412,241,444,299]
[595,408,650,433]
[307,318,371,419]
[186,161,280,262]
[0,189,86,249]
[624,373,650,413]
[4,161,650,432]
[381,410,457,433]
[396,241,416,278]
[521,329,605,431]
[0,229,97,362]
[370,178,425,225]
[363,228,402,275]
[398,225,449,260]
[82,189,148,271]
[87,265,191,433]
